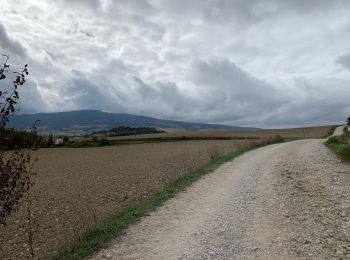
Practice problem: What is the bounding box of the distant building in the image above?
[54,138,64,145]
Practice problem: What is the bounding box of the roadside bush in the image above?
[327,136,345,145]
[325,132,350,161]
[338,145,350,160]
[272,134,284,143]
[0,57,33,224]
[262,135,284,145]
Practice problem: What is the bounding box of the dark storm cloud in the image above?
[191,59,285,108]
[64,69,126,111]
[185,59,288,123]
[103,59,290,124]
[131,76,195,115]
[337,54,350,71]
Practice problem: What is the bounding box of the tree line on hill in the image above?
[93,125,165,136]
[2,126,165,150]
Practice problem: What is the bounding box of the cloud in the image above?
[185,59,288,122]
[0,22,26,57]
[261,78,350,127]
[17,79,48,113]
[130,76,195,117]
[0,0,349,128]
[337,53,350,71]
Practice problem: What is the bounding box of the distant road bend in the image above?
[333,125,347,137]
[91,140,350,259]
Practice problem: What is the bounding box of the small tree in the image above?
[46,134,54,147]
[0,55,37,258]
[63,135,69,143]
[347,116,350,126]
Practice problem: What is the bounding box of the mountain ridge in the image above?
[9,110,260,134]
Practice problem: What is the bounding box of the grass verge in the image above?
[52,141,281,260]
[325,135,350,161]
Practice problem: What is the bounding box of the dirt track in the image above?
[333,125,346,136]
[91,140,350,259]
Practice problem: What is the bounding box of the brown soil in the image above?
[0,139,263,259]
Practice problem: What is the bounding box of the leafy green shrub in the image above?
[327,136,343,145]
[325,133,350,161]
[338,145,350,160]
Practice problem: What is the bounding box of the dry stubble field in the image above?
[104,125,335,141]
[1,139,266,259]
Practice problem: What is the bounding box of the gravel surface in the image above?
[333,125,346,136]
[91,139,350,260]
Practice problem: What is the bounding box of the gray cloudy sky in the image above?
[0,0,350,128]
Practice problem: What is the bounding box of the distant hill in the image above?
[8,110,260,134]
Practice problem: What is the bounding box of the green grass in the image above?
[325,135,350,161]
[52,141,281,260]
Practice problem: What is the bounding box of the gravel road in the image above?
[333,125,346,136]
[91,140,350,260]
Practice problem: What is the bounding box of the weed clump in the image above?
[338,145,350,160]
[327,136,343,145]
[261,135,284,145]
[326,134,350,161]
